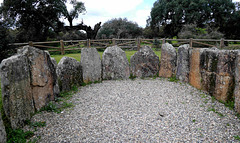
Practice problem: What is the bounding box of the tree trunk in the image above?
[64,22,101,39]
[68,17,73,27]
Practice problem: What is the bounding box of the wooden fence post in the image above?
[87,39,91,48]
[190,38,193,48]
[220,38,224,49]
[60,40,65,55]
[137,38,141,50]
[112,38,116,46]
[161,38,166,47]
[29,41,33,46]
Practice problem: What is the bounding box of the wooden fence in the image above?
[10,38,240,55]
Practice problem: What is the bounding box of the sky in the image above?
[1,0,240,28]
[70,0,156,28]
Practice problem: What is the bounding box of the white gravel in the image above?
[25,78,240,142]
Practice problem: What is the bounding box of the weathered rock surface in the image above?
[200,49,236,102]
[234,51,240,114]
[0,46,58,129]
[176,44,190,82]
[81,48,102,83]
[51,58,60,96]
[130,46,160,77]
[102,46,130,80]
[57,57,82,92]
[18,46,59,111]
[213,50,236,102]
[0,112,6,143]
[0,54,35,129]
[159,43,177,78]
[189,48,206,90]
[200,49,218,93]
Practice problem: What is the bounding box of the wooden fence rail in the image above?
[10,38,240,55]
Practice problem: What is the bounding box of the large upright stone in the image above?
[81,48,102,83]
[189,48,236,102]
[213,50,236,101]
[0,54,35,129]
[189,48,205,90]
[0,112,6,143]
[130,46,159,77]
[200,49,236,102]
[102,46,130,80]
[234,51,240,114]
[0,46,58,129]
[57,57,82,92]
[199,48,218,93]
[159,43,177,78]
[176,44,190,82]
[18,46,59,111]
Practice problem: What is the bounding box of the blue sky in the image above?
[1,0,240,28]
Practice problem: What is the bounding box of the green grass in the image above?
[41,86,78,113]
[7,129,34,143]
[51,48,162,63]
[234,135,240,141]
[25,120,46,131]
[168,75,179,82]
[207,107,224,117]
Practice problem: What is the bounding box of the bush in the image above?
[178,24,224,39]
[0,22,16,62]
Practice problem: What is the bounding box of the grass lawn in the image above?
[51,48,161,63]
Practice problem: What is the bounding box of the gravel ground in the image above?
[25,78,240,142]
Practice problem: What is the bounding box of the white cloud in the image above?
[81,0,143,16]
[68,0,146,28]
[132,6,151,27]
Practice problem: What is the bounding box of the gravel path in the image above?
[25,78,240,142]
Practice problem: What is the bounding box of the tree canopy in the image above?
[97,18,143,39]
[148,0,237,38]
[0,0,101,42]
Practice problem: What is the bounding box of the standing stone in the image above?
[102,46,130,80]
[200,49,236,102]
[176,44,190,82]
[51,58,60,96]
[57,57,82,92]
[0,112,6,143]
[130,46,159,77]
[213,50,236,102]
[200,49,218,93]
[159,43,177,78]
[234,51,240,114]
[0,54,35,129]
[18,46,58,111]
[81,48,102,83]
[0,46,59,129]
[189,48,206,90]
